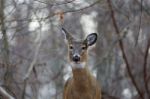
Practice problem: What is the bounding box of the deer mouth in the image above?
[70,62,86,69]
[72,60,82,64]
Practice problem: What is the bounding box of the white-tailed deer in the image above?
[62,28,101,99]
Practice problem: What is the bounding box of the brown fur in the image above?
[63,32,101,99]
[63,67,101,99]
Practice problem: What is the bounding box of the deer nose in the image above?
[73,55,80,62]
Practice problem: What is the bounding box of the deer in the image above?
[62,28,101,99]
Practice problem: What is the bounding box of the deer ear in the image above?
[85,33,97,46]
[62,28,73,41]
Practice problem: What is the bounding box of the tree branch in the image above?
[0,0,102,24]
[135,0,143,46]
[107,0,144,98]
[143,38,150,98]
[94,27,129,69]
[34,0,76,6]
[22,11,43,99]
[102,91,120,99]
[135,0,150,16]
[0,86,15,99]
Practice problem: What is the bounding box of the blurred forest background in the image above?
[0,0,150,99]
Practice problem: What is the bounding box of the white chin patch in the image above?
[70,62,86,69]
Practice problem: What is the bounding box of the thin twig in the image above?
[52,0,76,6]
[22,10,43,99]
[0,86,15,99]
[102,91,120,99]
[94,27,129,69]
[107,0,144,98]
[143,38,150,98]
[135,0,150,15]
[147,76,150,84]
[24,10,42,81]
[0,0,101,24]
[34,0,76,6]
[135,0,143,46]
[63,0,101,13]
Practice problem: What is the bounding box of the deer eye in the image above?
[82,46,86,50]
[69,46,73,49]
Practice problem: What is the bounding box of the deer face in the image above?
[68,40,87,63]
[62,28,97,69]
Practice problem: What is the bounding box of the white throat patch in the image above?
[70,62,86,69]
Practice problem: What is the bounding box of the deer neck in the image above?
[72,67,92,92]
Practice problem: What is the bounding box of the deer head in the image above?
[62,28,97,69]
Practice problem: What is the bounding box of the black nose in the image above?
[73,55,80,62]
